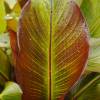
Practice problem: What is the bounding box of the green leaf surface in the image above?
[87,38,100,73]
[78,83,100,100]
[75,0,83,6]
[4,0,17,9]
[75,73,100,100]
[0,82,22,100]
[69,72,100,100]
[90,38,100,47]
[0,49,11,83]
[87,48,100,72]
[10,0,89,100]
[81,0,100,37]
[0,0,7,33]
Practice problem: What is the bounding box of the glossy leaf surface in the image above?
[10,0,89,100]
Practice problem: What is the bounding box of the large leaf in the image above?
[10,0,89,100]
[0,82,22,100]
[81,0,100,37]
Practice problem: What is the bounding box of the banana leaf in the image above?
[10,0,89,100]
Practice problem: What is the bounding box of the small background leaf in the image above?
[0,0,7,33]
[81,0,100,37]
[74,73,100,100]
[67,72,100,100]
[87,38,100,73]
[4,0,17,9]
[0,33,10,48]
[76,0,83,6]
[0,82,22,100]
[0,49,11,83]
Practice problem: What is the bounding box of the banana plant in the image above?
[10,0,89,100]
[0,0,100,100]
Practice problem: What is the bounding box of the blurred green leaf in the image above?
[0,0,7,33]
[0,49,11,85]
[87,48,100,73]
[4,0,17,9]
[0,82,22,100]
[0,75,7,87]
[81,0,100,37]
[69,72,100,100]
[76,74,100,100]
[12,2,21,16]
[0,33,12,66]
[76,0,83,6]
[5,2,21,32]
[87,38,100,73]
[0,33,10,48]
[90,38,100,47]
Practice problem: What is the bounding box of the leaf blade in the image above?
[52,1,89,99]
[10,0,89,100]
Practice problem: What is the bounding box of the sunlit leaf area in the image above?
[0,0,100,100]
